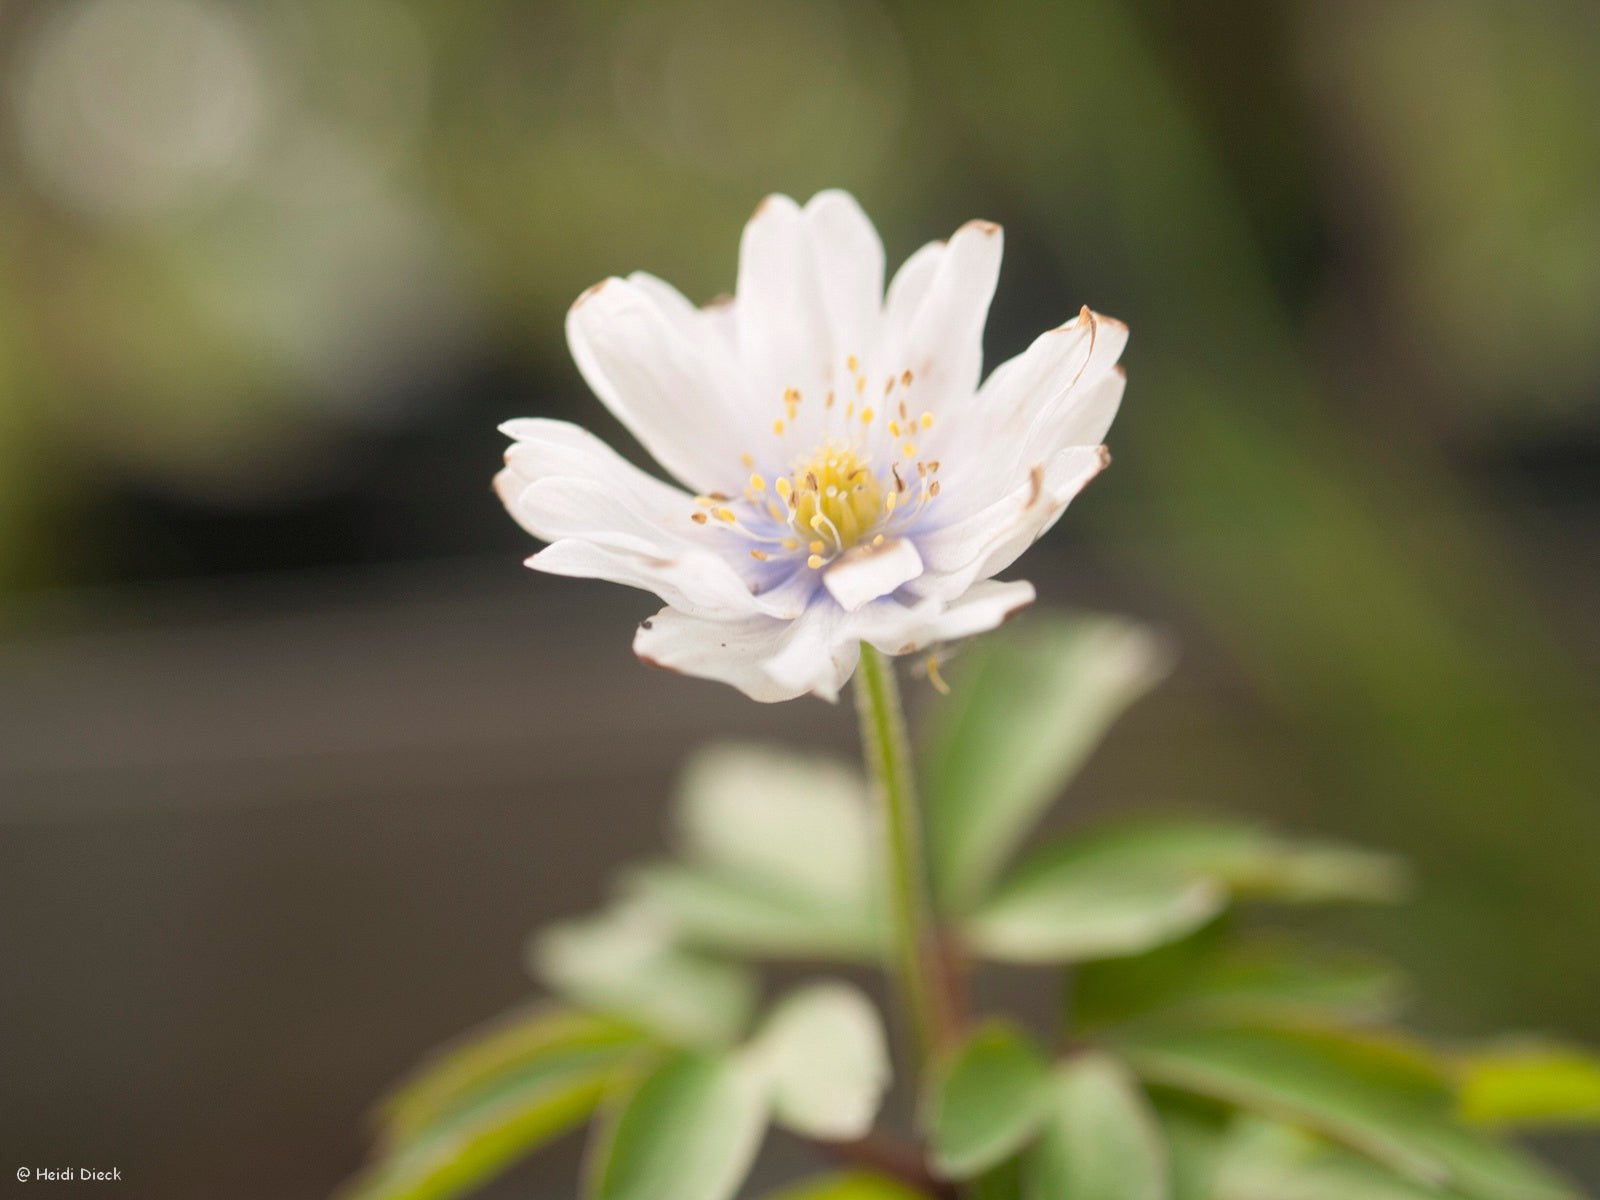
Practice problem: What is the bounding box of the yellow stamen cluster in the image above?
[689,356,945,569]
[783,442,883,558]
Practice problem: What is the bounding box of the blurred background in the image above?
[1,0,1597,1195]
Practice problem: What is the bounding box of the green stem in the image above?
[854,643,946,1068]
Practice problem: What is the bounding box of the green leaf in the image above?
[926,1022,1053,1179]
[1116,1024,1577,1200]
[677,743,874,912]
[1457,1042,1600,1129]
[966,869,1226,964]
[1072,931,1404,1032]
[922,613,1174,911]
[626,864,879,960]
[1215,1118,1476,1199]
[339,1045,632,1200]
[532,902,755,1045]
[1023,1051,1170,1200]
[745,983,890,1140]
[587,1049,769,1200]
[1153,1098,1230,1200]
[761,1172,929,1200]
[374,1005,644,1149]
[968,819,1406,965]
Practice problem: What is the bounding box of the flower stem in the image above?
[854,643,947,1068]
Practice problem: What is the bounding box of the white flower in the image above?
[496,191,1127,702]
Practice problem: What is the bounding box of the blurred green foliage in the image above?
[344,614,1600,1198]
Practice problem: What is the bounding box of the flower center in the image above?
[779,443,882,556]
[688,355,945,572]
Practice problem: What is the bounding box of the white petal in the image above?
[529,539,764,620]
[804,190,885,366]
[880,219,1003,414]
[854,579,1036,656]
[822,536,923,612]
[499,417,691,522]
[882,239,944,333]
[913,445,1110,601]
[735,194,833,403]
[566,277,746,493]
[634,606,859,703]
[939,309,1127,510]
[979,309,1127,442]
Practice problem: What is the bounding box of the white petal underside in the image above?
[854,578,1037,655]
[634,605,861,704]
[632,577,1036,703]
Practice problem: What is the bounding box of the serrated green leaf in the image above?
[1072,931,1404,1033]
[968,819,1405,966]
[339,1046,631,1200]
[1216,1117,1476,1199]
[586,1049,769,1200]
[677,743,874,911]
[1000,820,1405,909]
[1116,1024,1577,1200]
[761,1172,928,1200]
[966,870,1226,964]
[926,1022,1053,1179]
[626,864,880,960]
[374,1005,644,1149]
[922,614,1174,911]
[745,983,890,1140]
[1458,1042,1600,1129]
[1023,1051,1170,1200]
[532,902,755,1045]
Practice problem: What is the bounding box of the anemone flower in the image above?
[496,191,1127,701]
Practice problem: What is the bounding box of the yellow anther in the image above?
[861,407,875,425]
[846,354,859,372]
[885,491,898,514]
[773,418,785,435]
[872,533,885,547]
[714,507,736,523]
[902,442,917,457]
[855,376,866,395]
[783,538,800,551]
[749,473,766,492]
[807,554,824,569]
[740,452,755,469]
[775,476,792,500]
[809,540,825,554]
[920,411,934,429]
[888,421,901,437]
[750,549,769,561]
